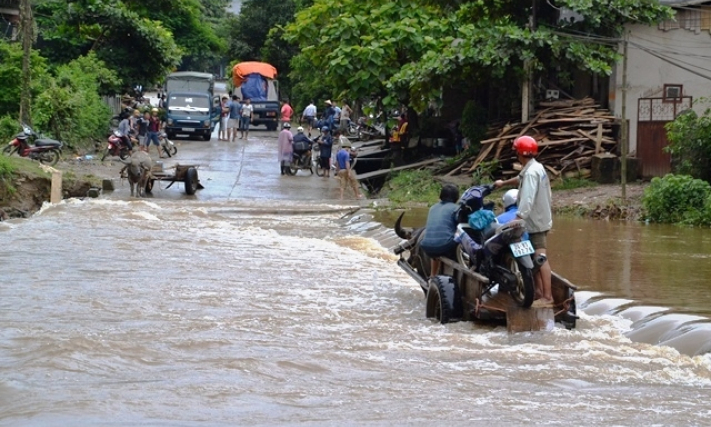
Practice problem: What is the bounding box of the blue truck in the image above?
[232,62,280,131]
[164,72,220,141]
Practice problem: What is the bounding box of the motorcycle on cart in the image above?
[393,184,578,330]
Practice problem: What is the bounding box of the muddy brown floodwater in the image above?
[1,130,711,426]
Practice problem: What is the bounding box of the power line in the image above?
[630,41,711,81]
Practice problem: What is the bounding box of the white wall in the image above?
[612,22,711,154]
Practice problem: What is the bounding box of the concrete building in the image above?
[612,0,711,177]
[0,0,20,40]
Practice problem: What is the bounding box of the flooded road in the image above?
[2,132,711,426]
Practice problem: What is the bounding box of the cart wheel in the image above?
[425,275,462,324]
[145,179,154,194]
[184,167,198,195]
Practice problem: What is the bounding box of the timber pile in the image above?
[441,98,618,180]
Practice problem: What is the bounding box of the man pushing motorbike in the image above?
[494,135,553,308]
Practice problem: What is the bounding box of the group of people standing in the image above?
[218,94,253,142]
[117,107,165,157]
[277,122,362,200]
[297,99,352,136]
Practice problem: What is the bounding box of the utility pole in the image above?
[522,0,537,123]
[19,0,33,126]
[620,32,628,200]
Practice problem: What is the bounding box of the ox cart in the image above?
[393,215,578,332]
[146,164,203,195]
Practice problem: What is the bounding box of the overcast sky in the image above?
[228,0,242,14]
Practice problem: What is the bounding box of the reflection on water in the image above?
[549,217,711,316]
[1,200,711,426]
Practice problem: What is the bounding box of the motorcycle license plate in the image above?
[182,128,194,132]
[510,240,534,258]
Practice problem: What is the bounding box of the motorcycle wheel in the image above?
[39,149,60,166]
[315,161,325,177]
[2,145,17,156]
[162,143,177,158]
[119,149,130,160]
[288,165,298,175]
[100,148,109,162]
[504,253,535,308]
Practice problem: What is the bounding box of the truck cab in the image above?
[164,72,220,141]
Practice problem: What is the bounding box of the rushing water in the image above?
[2,199,711,426]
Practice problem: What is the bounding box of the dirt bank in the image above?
[0,156,123,219]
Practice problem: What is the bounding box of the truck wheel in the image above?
[184,167,198,195]
[425,275,462,324]
[203,133,211,141]
[267,123,277,131]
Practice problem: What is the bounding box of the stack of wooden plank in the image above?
[441,98,618,180]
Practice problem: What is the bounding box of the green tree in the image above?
[0,41,47,118]
[34,0,182,91]
[284,0,672,115]
[664,107,711,182]
[33,52,120,150]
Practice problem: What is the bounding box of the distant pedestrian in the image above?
[335,137,362,200]
[281,100,293,127]
[146,108,164,158]
[138,111,150,150]
[239,98,253,140]
[317,126,333,178]
[228,95,242,142]
[302,101,317,135]
[339,101,352,134]
[219,96,230,141]
[278,122,294,175]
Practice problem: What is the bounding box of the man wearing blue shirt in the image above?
[421,184,460,278]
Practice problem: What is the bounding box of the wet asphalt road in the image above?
[122,127,363,204]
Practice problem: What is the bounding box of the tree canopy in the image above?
[284,0,673,112]
[32,0,229,90]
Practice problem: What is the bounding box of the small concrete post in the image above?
[50,171,63,204]
[506,306,555,333]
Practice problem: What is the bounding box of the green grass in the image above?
[552,177,596,191]
[385,169,443,206]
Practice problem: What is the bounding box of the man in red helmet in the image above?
[494,135,553,308]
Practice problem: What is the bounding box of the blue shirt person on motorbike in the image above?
[420,184,460,277]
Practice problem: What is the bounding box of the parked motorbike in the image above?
[101,130,132,161]
[454,184,538,307]
[2,124,63,165]
[159,132,177,158]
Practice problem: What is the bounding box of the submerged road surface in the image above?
[1,130,711,426]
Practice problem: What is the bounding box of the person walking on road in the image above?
[239,98,253,140]
[219,96,230,141]
[228,95,242,142]
[146,108,164,158]
[278,122,294,175]
[494,135,553,308]
[335,137,362,200]
[317,126,333,178]
[281,100,293,127]
[301,101,317,135]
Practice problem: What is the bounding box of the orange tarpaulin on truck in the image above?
[232,62,277,87]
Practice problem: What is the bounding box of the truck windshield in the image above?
[168,96,210,114]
